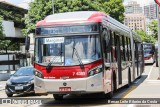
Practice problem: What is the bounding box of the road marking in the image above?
[123,86,137,98]
[146,80,160,83]
[127,104,134,107]
[147,64,154,79]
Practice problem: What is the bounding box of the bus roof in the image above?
[36,11,106,26]
[36,11,142,41]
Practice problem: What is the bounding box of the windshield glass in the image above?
[35,35,101,66]
[14,67,34,76]
[143,44,154,55]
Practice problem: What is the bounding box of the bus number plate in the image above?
[59,87,71,92]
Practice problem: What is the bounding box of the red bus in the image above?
[34,11,144,100]
[143,43,155,64]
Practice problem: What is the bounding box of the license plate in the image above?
[15,86,23,90]
[59,87,71,92]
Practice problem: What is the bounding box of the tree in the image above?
[148,20,158,39]
[135,30,156,43]
[0,15,4,38]
[23,0,125,34]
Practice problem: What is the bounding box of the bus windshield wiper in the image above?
[46,51,63,70]
[72,46,84,71]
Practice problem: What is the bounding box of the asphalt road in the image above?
[0,64,157,107]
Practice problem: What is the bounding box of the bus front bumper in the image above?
[34,73,104,94]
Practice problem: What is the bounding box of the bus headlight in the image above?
[88,65,102,77]
[34,69,43,78]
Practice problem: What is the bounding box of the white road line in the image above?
[146,80,160,83]
[147,64,154,79]
[127,104,134,107]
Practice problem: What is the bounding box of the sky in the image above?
[4,0,156,9]
[4,0,32,9]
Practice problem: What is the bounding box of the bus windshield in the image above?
[35,35,101,66]
[143,43,155,57]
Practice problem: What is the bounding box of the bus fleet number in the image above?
[73,72,85,76]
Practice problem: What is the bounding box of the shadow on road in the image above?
[145,63,154,66]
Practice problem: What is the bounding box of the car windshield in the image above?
[35,35,101,66]
[14,67,34,76]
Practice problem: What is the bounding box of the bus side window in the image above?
[126,37,129,61]
[129,38,132,61]
[111,31,116,62]
[122,36,126,61]
[114,33,117,61]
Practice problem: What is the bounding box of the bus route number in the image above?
[73,72,85,76]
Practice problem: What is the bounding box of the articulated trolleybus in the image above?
[34,11,144,100]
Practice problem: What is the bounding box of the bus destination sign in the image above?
[36,24,98,35]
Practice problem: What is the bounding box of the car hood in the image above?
[10,76,34,83]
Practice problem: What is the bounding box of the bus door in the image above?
[116,35,122,85]
[137,43,143,75]
[102,29,112,86]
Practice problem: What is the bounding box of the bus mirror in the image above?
[25,36,30,51]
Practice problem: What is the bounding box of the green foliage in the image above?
[23,0,125,34]
[0,16,11,50]
[135,30,156,43]
[0,2,27,28]
[148,20,158,39]
[0,15,4,38]
[103,0,125,22]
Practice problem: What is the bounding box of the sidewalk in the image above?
[0,80,6,91]
[148,63,160,80]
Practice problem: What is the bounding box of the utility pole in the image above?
[158,5,160,79]
[155,0,160,79]
[52,0,54,14]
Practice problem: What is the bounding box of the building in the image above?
[0,1,28,72]
[124,1,143,14]
[124,14,146,31]
[144,3,157,19]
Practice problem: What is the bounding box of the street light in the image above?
[155,0,160,79]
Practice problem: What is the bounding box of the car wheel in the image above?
[53,94,63,100]
[7,93,13,97]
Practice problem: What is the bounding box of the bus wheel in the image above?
[53,94,63,100]
[127,68,131,88]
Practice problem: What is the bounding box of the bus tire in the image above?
[53,94,63,100]
[127,68,131,88]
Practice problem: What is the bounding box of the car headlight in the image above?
[34,69,43,78]
[88,65,102,77]
[28,79,34,84]
[6,80,12,85]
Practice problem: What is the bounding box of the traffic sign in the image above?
[155,0,160,6]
